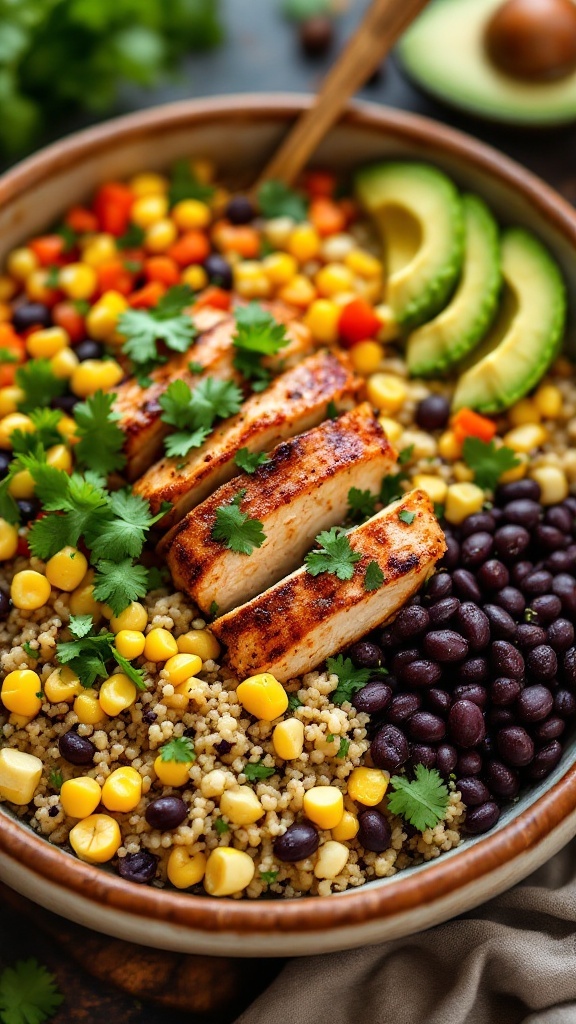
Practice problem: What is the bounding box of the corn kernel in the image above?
[263,216,294,249]
[534,382,563,419]
[453,461,475,483]
[374,303,401,341]
[8,468,35,500]
[287,224,321,263]
[0,387,24,418]
[26,269,55,303]
[0,412,34,450]
[11,570,51,611]
[1,669,42,717]
[445,482,485,525]
[181,265,208,291]
[0,519,18,561]
[345,248,382,278]
[177,629,220,661]
[74,688,106,725]
[236,673,288,721]
[114,629,146,660]
[172,199,211,230]
[303,298,340,343]
[350,340,384,376]
[44,666,82,703]
[320,233,355,262]
[508,398,540,427]
[82,234,117,268]
[412,474,448,505]
[99,673,137,717]
[60,776,101,818]
[367,373,407,414]
[50,347,80,379]
[499,451,528,484]
[59,263,97,301]
[347,766,389,806]
[272,718,305,760]
[530,465,569,506]
[315,263,355,297]
[234,261,271,299]
[262,252,298,287]
[110,601,148,633]
[503,423,548,453]
[145,218,178,254]
[131,194,168,228]
[69,573,102,620]
[47,442,73,473]
[278,274,316,307]
[130,172,168,197]
[314,840,349,879]
[204,847,255,896]
[26,326,69,359]
[69,813,121,863]
[165,675,204,709]
[86,291,127,339]
[0,747,42,804]
[331,810,359,842]
[45,546,88,592]
[8,713,32,728]
[7,247,38,281]
[438,430,462,462]
[378,416,403,443]
[144,627,178,662]
[0,277,16,303]
[71,358,123,398]
[220,786,264,825]
[164,652,203,686]
[303,786,344,829]
[167,847,207,888]
[101,766,142,812]
[154,754,194,787]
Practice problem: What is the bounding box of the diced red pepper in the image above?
[66,206,99,235]
[0,323,25,386]
[94,182,134,237]
[338,298,381,347]
[29,235,66,267]
[452,407,497,444]
[128,282,166,308]
[52,301,86,344]
[97,260,135,297]
[193,286,232,312]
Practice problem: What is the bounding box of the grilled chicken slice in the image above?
[165,403,397,614]
[136,350,362,531]
[211,490,446,683]
[115,301,312,480]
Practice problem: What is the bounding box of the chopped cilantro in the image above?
[118,285,196,369]
[56,222,78,252]
[304,527,361,581]
[0,348,18,364]
[234,448,270,474]
[188,361,204,374]
[16,359,66,412]
[88,491,168,562]
[326,654,386,706]
[243,761,276,782]
[48,769,63,792]
[326,400,338,420]
[337,737,350,758]
[434,502,446,521]
[379,468,408,506]
[0,958,63,1024]
[347,487,377,523]
[398,509,416,525]
[45,265,60,289]
[160,377,243,459]
[57,615,147,689]
[168,159,215,207]
[462,437,521,492]
[92,558,149,617]
[10,409,62,456]
[116,222,145,249]
[22,642,40,660]
[232,302,290,389]
[387,765,450,832]
[260,869,279,884]
[398,444,414,466]
[257,180,308,222]
[215,817,230,835]
[209,600,220,618]
[287,693,302,711]
[326,733,334,743]
[212,490,266,556]
[159,736,196,763]
[112,648,147,691]
[364,560,385,592]
[73,391,127,476]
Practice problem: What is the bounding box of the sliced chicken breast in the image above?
[211,490,446,683]
[136,350,362,530]
[165,403,397,613]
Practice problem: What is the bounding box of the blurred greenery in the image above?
[0,0,223,156]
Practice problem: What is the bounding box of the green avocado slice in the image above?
[407,194,501,377]
[355,161,464,331]
[399,0,576,126]
[452,227,567,413]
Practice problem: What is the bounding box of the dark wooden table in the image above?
[2,1,576,1019]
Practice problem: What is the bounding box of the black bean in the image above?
[0,589,11,621]
[409,744,437,770]
[456,750,483,776]
[438,535,460,571]
[408,711,446,743]
[371,724,409,771]
[392,605,430,640]
[352,682,392,714]
[517,685,554,723]
[515,624,547,649]
[535,524,568,552]
[453,684,488,709]
[16,498,40,523]
[225,195,256,224]
[525,644,557,680]
[461,512,497,537]
[400,660,442,689]
[463,801,501,834]
[142,709,157,725]
[547,619,575,653]
[497,725,534,767]
[522,570,553,596]
[379,625,396,649]
[118,851,158,885]
[12,302,51,332]
[563,496,576,516]
[562,648,576,686]
[274,822,319,862]
[496,479,541,503]
[490,676,522,706]
[491,641,524,678]
[425,573,453,602]
[415,394,450,431]
[75,339,104,361]
[545,506,573,533]
[484,604,517,640]
[554,689,576,718]
[145,796,187,830]
[424,630,469,663]
[429,597,461,626]
[348,640,384,668]
[494,524,530,561]
[392,648,420,675]
[533,716,565,741]
[214,738,232,755]
[0,450,11,478]
[477,559,510,591]
[511,560,534,586]
[456,777,490,807]
[503,499,542,529]
[427,688,451,714]
[461,532,494,568]
[490,707,515,728]
[530,594,562,624]
[58,730,96,766]
[494,586,526,617]
[449,700,486,747]
[459,657,489,683]
[387,692,421,723]
[204,253,233,290]
[484,759,520,798]
[479,735,495,757]
[358,808,392,851]
[436,744,458,776]
[528,740,562,779]
[456,603,490,651]
[546,549,576,573]
[51,394,78,415]
[452,569,482,603]
[552,574,576,616]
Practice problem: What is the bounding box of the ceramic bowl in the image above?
[1,95,576,957]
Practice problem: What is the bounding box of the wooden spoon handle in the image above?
[257,0,429,189]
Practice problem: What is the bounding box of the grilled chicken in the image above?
[166,403,397,614]
[137,350,362,531]
[211,490,446,683]
[115,301,312,480]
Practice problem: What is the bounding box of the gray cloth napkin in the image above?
[237,839,576,1024]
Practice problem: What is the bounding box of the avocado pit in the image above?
[485,0,576,82]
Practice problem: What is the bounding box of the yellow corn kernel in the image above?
[164,675,204,709]
[69,813,121,863]
[0,747,42,805]
[11,570,51,611]
[503,423,548,453]
[508,398,540,427]
[234,261,271,299]
[499,451,528,484]
[444,482,485,525]
[172,198,211,230]
[144,627,178,662]
[236,673,288,721]
[114,629,146,660]
[74,688,106,725]
[347,766,389,806]
[57,415,78,443]
[0,276,17,301]
[167,847,206,888]
[26,326,69,359]
[45,546,88,592]
[272,718,305,760]
[60,776,101,818]
[101,766,142,812]
[287,223,321,263]
[163,652,203,686]
[314,840,349,879]
[181,265,208,291]
[262,252,298,287]
[0,412,34,450]
[7,247,38,281]
[350,340,384,376]
[50,347,80,379]
[177,629,220,661]
[69,574,102,620]
[204,847,255,897]
[219,786,263,826]
[331,810,359,842]
[154,754,194,787]
[1,669,42,717]
[81,234,117,268]
[130,172,168,197]
[190,157,214,183]
[412,474,448,505]
[8,468,35,500]
[86,291,127,339]
[47,442,73,473]
[0,386,24,418]
[530,465,569,505]
[44,666,82,703]
[315,263,355,298]
[453,461,475,483]
[377,416,402,444]
[0,518,18,561]
[110,601,148,633]
[131,194,168,228]
[99,673,137,716]
[344,248,382,278]
[9,712,32,728]
[26,269,55,303]
[534,382,563,419]
[278,274,316,308]
[264,216,294,249]
[366,373,407,414]
[303,298,340,344]
[438,430,462,462]
[303,786,344,830]
[59,263,97,301]
[144,218,178,254]
[70,358,124,398]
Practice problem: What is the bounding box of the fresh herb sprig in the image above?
[462,437,521,492]
[243,761,276,782]
[257,180,308,222]
[0,957,63,1024]
[305,527,361,581]
[232,303,290,390]
[16,359,66,412]
[326,654,387,706]
[212,490,266,555]
[118,285,197,372]
[73,391,126,476]
[56,614,146,690]
[159,377,243,459]
[387,765,450,832]
[234,448,271,474]
[159,736,196,763]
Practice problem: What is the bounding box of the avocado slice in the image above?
[399,0,576,126]
[407,194,501,377]
[452,227,567,413]
[355,162,464,331]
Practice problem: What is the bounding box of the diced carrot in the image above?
[128,282,166,309]
[309,197,346,237]
[452,407,497,443]
[29,235,66,267]
[302,170,336,198]
[97,260,134,296]
[52,301,86,344]
[0,323,25,385]
[193,286,232,312]
[145,256,180,287]
[338,298,381,348]
[169,230,211,267]
[66,206,99,234]
[213,224,260,259]
[94,182,134,237]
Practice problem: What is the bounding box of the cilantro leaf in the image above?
[257,180,308,222]
[234,448,270,474]
[49,769,63,792]
[160,377,243,459]
[116,222,145,249]
[364,560,385,592]
[243,761,276,781]
[215,817,230,835]
[398,509,416,525]
[398,444,414,466]
[260,869,279,884]
[69,614,94,639]
[212,490,266,556]
[112,649,147,691]
[118,286,196,367]
[347,487,377,523]
[337,737,350,758]
[326,655,372,705]
[27,471,110,560]
[155,285,195,319]
[232,302,290,388]
[304,527,361,581]
[73,391,126,476]
[56,625,115,688]
[159,736,196,763]
[164,429,209,458]
[0,958,63,1024]
[326,400,338,420]
[462,437,521,492]
[387,765,450,832]
[92,559,149,617]
[16,360,66,412]
[10,409,62,455]
[45,265,60,289]
[88,490,166,561]
[168,160,215,207]
[287,693,302,711]
[22,641,39,660]
[380,470,408,506]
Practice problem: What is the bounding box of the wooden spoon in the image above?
[257,0,430,189]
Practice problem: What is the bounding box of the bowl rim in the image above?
[2,93,576,934]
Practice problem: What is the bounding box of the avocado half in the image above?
[399,0,576,125]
